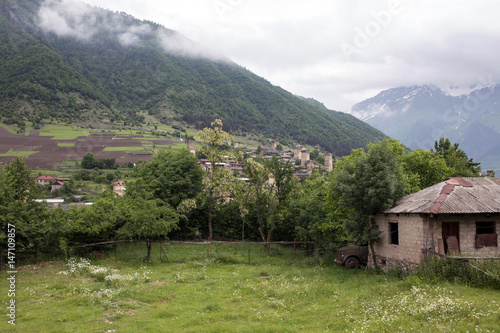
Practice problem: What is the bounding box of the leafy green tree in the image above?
[198,119,237,241]
[403,148,452,192]
[245,156,296,246]
[330,139,407,269]
[0,158,46,252]
[433,137,480,177]
[117,191,179,261]
[285,174,333,242]
[66,192,120,245]
[81,152,96,169]
[133,148,204,209]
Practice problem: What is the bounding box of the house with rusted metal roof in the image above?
[370,177,500,272]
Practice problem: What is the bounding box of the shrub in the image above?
[414,256,500,289]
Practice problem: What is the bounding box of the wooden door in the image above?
[442,222,460,254]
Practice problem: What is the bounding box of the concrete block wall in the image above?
[371,214,429,271]
[437,216,500,257]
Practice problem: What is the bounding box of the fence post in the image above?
[35,243,38,265]
[0,246,2,271]
[248,245,250,264]
[294,239,296,265]
[114,235,117,258]
[207,242,210,257]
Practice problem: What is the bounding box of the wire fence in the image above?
[70,240,346,266]
[2,240,348,268]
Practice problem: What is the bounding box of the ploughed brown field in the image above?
[0,127,177,169]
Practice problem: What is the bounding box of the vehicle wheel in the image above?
[344,257,360,269]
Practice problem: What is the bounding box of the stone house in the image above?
[113,180,126,196]
[51,180,64,193]
[370,177,500,272]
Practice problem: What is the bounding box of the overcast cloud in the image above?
[79,0,500,112]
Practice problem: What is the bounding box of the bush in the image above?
[414,256,500,289]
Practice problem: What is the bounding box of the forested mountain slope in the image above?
[0,0,386,156]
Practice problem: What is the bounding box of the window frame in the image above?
[388,221,399,245]
[475,221,497,248]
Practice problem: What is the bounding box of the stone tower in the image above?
[294,145,303,161]
[271,141,277,150]
[325,153,333,172]
[301,149,310,167]
[306,160,314,174]
[187,140,196,155]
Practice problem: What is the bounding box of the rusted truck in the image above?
[335,243,368,269]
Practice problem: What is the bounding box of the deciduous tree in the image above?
[330,139,407,269]
[133,148,204,209]
[198,119,237,241]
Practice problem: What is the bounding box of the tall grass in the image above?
[414,255,500,289]
[1,244,499,332]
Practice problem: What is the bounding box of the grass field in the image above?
[0,149,39,157]
[38,125,92,140]
[103,146,147,152]
[1,243,499,332]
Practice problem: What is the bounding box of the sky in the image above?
[77,0,500,112]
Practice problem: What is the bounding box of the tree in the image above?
[245,156,296,246]
[403,148,452,192]
[433,137,480,177]
[81,152,96,169]
[117,191,179,261]
[330,139,407,269]
[133,148,204,209]
[198,119,237,241]
[285,174,335,243]
[0,158,46,252]
[66,192,121,245]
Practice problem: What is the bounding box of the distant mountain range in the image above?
[0,0,386,157]
[351,84,500,171]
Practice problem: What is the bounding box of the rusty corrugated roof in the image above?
[385,177,500,214]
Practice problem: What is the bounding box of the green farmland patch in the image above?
[0,149,38,157]
[103,146,146,152]
[39,124,92,140]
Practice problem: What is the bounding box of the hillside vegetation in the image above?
[0,0,385,156]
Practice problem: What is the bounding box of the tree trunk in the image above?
[241,216,245,241]
[208,191,213,241]
[366,217,380,271]
[146,239,152,261]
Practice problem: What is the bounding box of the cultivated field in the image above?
[1,243,499,332]
[0,125,180,170]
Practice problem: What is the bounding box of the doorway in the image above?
[442,222,460,255]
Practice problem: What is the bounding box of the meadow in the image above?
[1,243,499,332]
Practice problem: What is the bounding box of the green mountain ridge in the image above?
[0,0,386,156]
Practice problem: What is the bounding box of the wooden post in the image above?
[248,246,251,264]
[114,235,117,258]
[207,242,210,257]
[35,243,38,265]
[0,246,2,271]
[160,243,170,263]
[294,239,296,265]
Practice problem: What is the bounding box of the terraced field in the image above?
[0,126,182,169]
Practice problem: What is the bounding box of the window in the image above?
[476,222,497,248]
[389,222,399,245]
